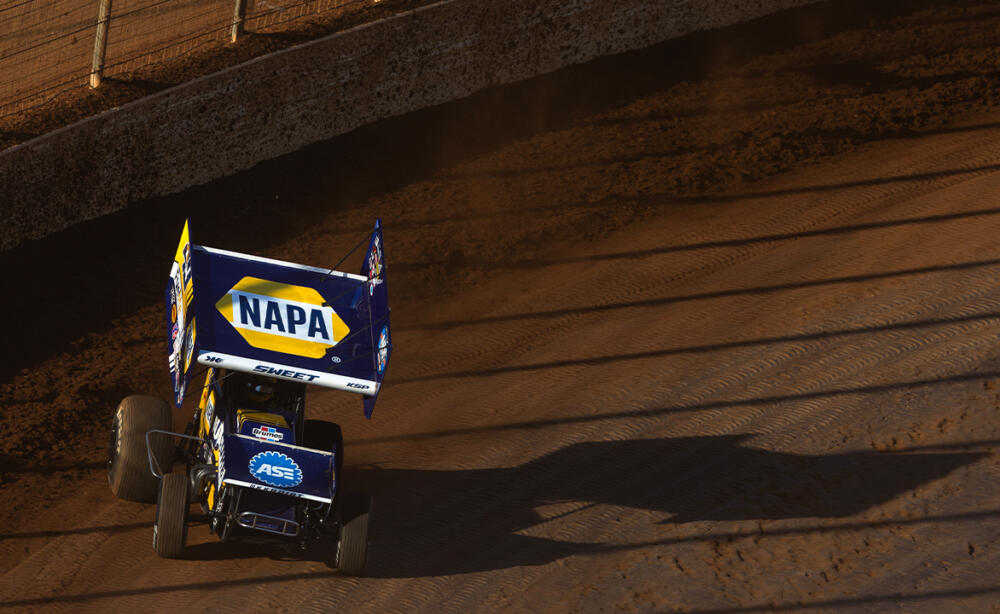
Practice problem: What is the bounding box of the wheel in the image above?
[303,419,343,480]
[303,419,343,453]
[108,395,173,502]
[153,473,189,558]
[337,492,371,576]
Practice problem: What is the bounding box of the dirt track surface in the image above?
[4,1,1000,612]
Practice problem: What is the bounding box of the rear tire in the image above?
[303,419,344,485]
[108,395,173,502]
[153,473,189,558]
[338,492,371,576]
[303,420,343,453]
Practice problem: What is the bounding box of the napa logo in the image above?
[248,451,303,488]
[216,277,350,358]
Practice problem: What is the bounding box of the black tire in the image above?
[303,419,344,481]
[303,419,343,452]
[108,395,173,502]
[153,473,189,558]
[338,492,371,576]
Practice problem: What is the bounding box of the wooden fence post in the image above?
[89,0,113,88]
[231,0,248,43]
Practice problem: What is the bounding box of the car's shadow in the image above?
[182,434,985,577]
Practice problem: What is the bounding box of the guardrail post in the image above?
[231,0,248,43]
[89,0,113,88]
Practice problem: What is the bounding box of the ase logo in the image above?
[248,451,302,488]
[216,277,350,358]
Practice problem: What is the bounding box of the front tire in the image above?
[153,473,189,558]
[108,395,173,502]
[337,492,371,576]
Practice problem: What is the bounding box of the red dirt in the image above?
[4,1,1000,611]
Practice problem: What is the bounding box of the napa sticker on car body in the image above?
[248,451,303,488]
[216,277,350,358]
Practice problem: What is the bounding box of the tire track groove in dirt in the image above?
[372,189,1000,610]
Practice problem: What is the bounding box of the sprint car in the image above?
[107,219,391,575]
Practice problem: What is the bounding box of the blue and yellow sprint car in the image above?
[107,219,392,575]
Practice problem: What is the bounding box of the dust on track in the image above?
[4,1,1000,612]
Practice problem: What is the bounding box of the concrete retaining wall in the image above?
[0,0,817,251]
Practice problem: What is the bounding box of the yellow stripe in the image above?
[236,410,289,430]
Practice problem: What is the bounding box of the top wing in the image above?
[164,220,392,417]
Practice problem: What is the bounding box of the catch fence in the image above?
[0,0,372,120]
